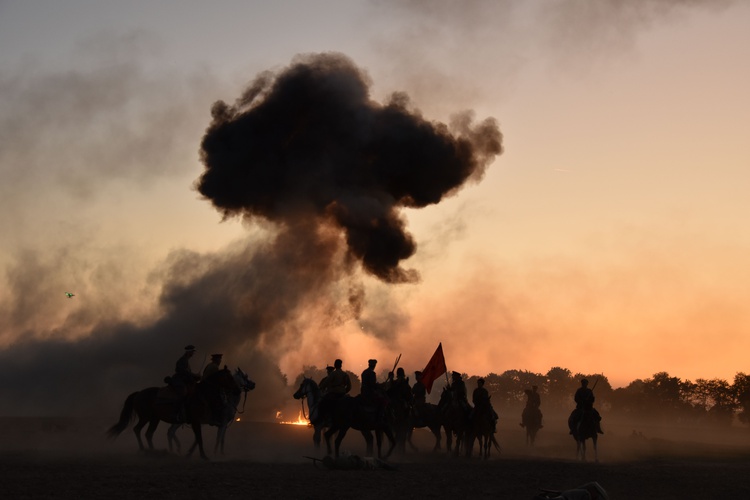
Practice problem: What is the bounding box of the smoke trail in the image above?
[195,52,503,283]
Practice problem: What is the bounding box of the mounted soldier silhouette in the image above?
[469,377,500,458]
[405,370,444,452]
[568,378,603,461]
[439,371,472,456]
[296,358,395,458]
[520,385,544,446]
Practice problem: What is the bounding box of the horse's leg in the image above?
[445,428,453,454]
[383,427,396,459]
[186,421,207,460]
[592,435,598,463]
[374,430,383,458]
[133,417,148,451]
[144,419,159,450]
[361,430,374,457]
[313,426,321,449]
[167,423,181,454]
[406,427,419,452]
[214,425,224,455]
[431,424,442,452]
[334,428,349,458]
[324,427,336,456]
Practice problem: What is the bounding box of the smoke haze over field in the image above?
[1,1,749,416]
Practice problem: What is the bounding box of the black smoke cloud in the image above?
[0,52,501,418]
[195,52,503,283]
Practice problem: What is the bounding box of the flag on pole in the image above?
[420,342,447,394]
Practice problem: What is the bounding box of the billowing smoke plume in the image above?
[195,52,503,283]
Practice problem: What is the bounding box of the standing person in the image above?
[202,353,223,381]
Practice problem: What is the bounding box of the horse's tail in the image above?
[490,433,501,452]
[106,391,138,439]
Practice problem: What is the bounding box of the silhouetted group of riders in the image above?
[310,357,603,447]
[167,345,229,425]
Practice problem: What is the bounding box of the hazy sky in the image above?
[1,0,749,414]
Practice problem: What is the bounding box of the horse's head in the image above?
[293,377,317,400]
[234,368,256,392]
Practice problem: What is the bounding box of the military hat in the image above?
[415,371,422,376]
[184,345,196,352]
[451,371,461,378]
[368,359,377,364]
[211,353,223,360]
[326,365,334,372]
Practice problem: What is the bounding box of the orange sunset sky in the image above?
[1,1,749,399]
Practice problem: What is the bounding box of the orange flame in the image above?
[277,410,310,426]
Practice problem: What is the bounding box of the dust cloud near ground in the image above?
[1,415,749,499]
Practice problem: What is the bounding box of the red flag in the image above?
[420,343,447,394]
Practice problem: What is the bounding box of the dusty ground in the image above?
[1,416,750,499]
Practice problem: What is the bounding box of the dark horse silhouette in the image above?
[107,367,239,460]
[293,378,395,458]
[469,400,500,459]
[438,386,471,457]
[521,406,543,446]
[406,402,443,452]
[569,408,599,462]
[293,377,326,449]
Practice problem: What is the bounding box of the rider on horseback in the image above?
[361,359,388,423]
[202,354,228,425]
[171,345,201,422]
[569,378,603,434]
[471,378,499,432]
[520,385,543,429]
[448,371,471,414]
[319,365,334,396]
[316,359,351,426]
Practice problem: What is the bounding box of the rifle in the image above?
[390,353,402,377]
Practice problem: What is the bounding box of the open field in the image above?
[1,416,750,499]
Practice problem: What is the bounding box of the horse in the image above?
[166,368,255,455]
[569,408,600,462]
[406,402,443,452]
[209,367,255,454]
[469,400,500,459]
[438,386,472,457]
[107,367,239,460]
[323,394,396,459]
[294,377,395,459]
[293,377,326,449]
[521,406,543,446]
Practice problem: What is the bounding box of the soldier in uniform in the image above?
[360,359,378,401]
[412,371,426,405]
[520,385,543,429]
[472,378,498,431]
[319,365,334,396]
[570,378,603,434]
[450,371,471,413]
[326,359,352,397]
[202,353,223,381]
[172,345,200,421]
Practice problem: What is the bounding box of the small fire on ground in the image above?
[276,410,310,426]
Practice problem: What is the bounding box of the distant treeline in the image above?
[291,366,750,427]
